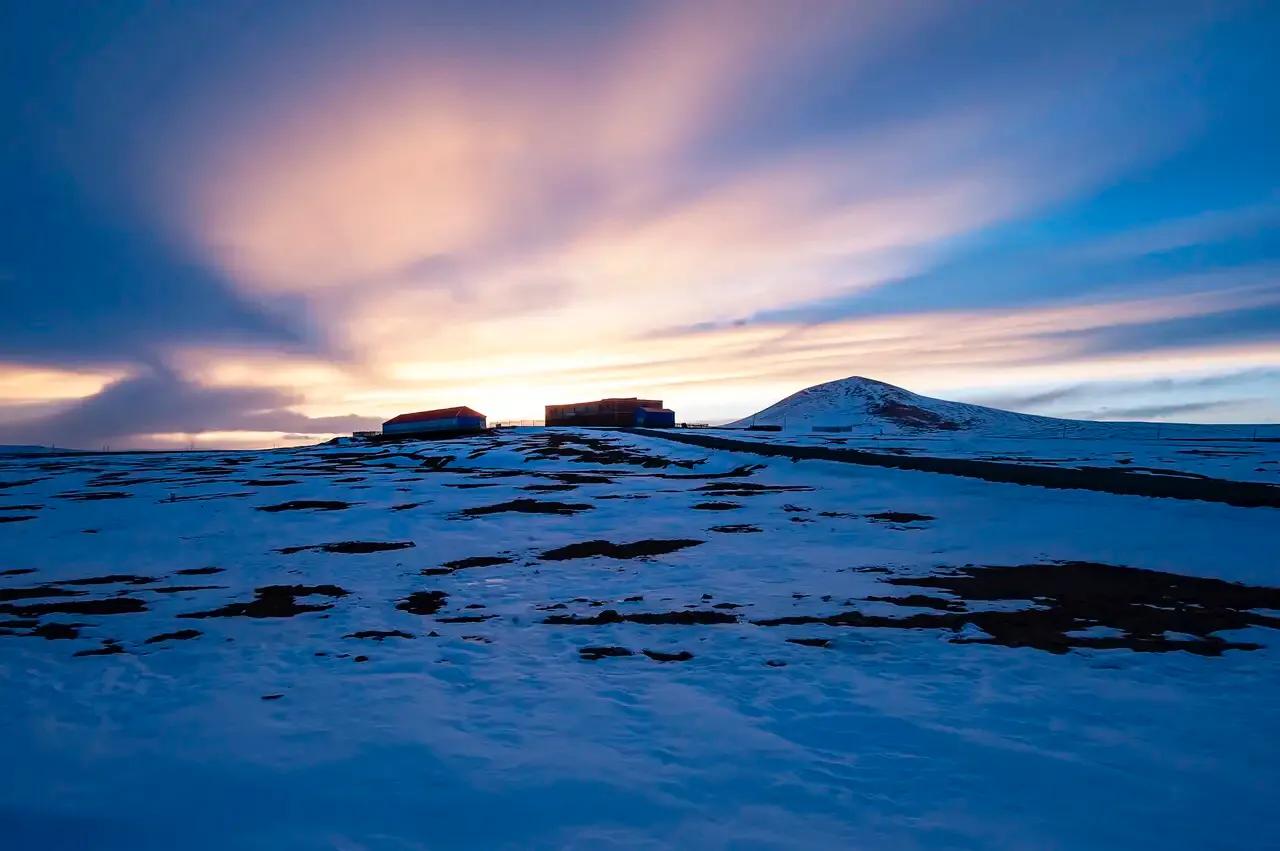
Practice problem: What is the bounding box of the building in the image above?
[545,398,676,428]
[382,406,487,437]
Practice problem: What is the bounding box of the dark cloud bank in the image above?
[0,368,379,448]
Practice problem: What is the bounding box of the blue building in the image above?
[382,406,487,437]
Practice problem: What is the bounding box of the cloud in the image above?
[0,366,379,449]
[967,386,1091,413]
[7,1,1280,440]
[151,0,1192,369]
[1060,400,1235,422]
[1058,300,1280,358]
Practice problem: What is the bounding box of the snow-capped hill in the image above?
[730,376,1040,434]
[728,376,1275,438]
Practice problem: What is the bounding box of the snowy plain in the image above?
[1,428,1278,850]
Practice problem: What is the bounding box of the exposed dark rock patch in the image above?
[540,539,703,561]
[74,640,125,657]
[57,491,131,501]
[692,502,741,511]
[643,649,694,662]
[86,476,165,487]
[346,629,414,641]
[461,498,592,517]
[175,567,224,576]
[0,479,43,490]
[657,464,764,480]
[0,515,35,523]
[0,568,37,577]
[871,400,963,431]
[391,502,425,511]
[257,500,353,512]
[396,591,448,616]
[0,586,85,603]
[866,511,935,524]
[436,555,514,574]
[0,597,147,617]
[161,491,253,503]
[787,637,832,648]
[579,645,633,660]
[261,694,283,700]
[60,574,157,587]
[417,454,455,471]
[147,585,225,594]
[547,472,615,485]
[765,659,787,667]
[181,585,347,619]
[278,541,415,555]
[526,433,700,469]
[753,562,1280,655]
[867,594,963,611]
[545,608,737,626]
[696,481,813,497]
[30,622,81,640]
[0,619,82,640]
[179,466,229,476]
[145,629,202,644]
[708,524,762,534]
[522,484,579,493]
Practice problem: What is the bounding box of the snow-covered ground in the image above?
[2,429,1278,849]
[714,430,1280,485]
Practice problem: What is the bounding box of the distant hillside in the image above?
[730,376,1278,439]
[0,445,60,456]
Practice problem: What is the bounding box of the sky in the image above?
[2,0,1279,449]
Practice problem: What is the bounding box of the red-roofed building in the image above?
[544,398,675,428]
[382,406,487,436]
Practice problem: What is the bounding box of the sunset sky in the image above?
[3,0,1279,449]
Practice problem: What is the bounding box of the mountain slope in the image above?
[729,376,1274,438]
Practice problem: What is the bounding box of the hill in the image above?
[730,376,1277,439]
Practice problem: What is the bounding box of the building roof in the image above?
[384,406,485,426]
[546,398,663,409]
